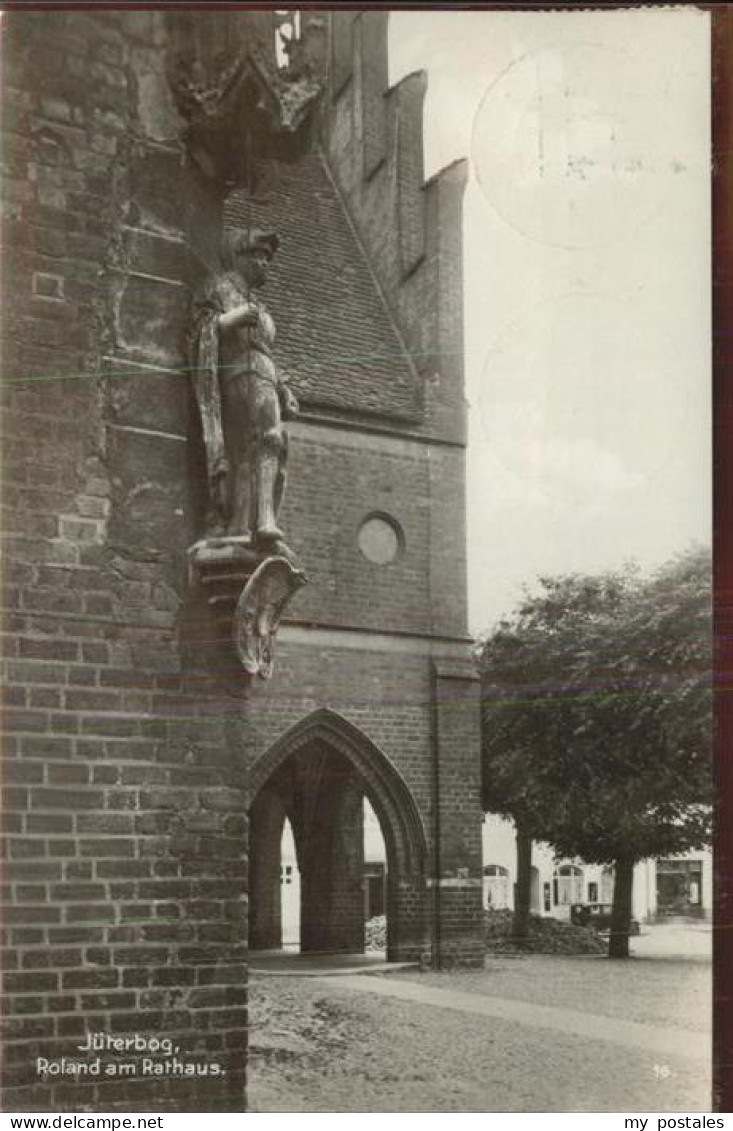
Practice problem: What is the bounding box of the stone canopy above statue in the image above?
[165,9,327,186]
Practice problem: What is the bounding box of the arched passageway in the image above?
[248,711,428,962]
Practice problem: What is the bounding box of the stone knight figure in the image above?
[188,225,305,678]
[190,226,298,545]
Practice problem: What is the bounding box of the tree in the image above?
[479,566,636,943]
[478,547,712,957]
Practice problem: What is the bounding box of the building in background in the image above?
[482,815,713,922]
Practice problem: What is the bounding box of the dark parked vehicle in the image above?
[570,902,640,935]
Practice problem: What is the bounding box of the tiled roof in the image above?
[224,153,421,422]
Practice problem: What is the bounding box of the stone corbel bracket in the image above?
[187,538,307,679]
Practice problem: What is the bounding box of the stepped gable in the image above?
[224,152,421,423]
[323,12,468,447]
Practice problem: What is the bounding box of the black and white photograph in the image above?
[0,3,720,1117]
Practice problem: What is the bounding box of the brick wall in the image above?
[432,664,485,966]
[1,11,248,1112]
[281,425,434,635]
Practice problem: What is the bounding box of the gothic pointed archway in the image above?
[248,710,429,961]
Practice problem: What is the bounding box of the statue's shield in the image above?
[233,555,307,678]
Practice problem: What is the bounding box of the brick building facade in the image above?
[1,11,483,1113]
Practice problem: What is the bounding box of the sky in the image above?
[388,9,711,635]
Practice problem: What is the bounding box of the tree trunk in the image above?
[513,828,533,945]
[608,856,635,959]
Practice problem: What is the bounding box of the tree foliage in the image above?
[478,547,712,868]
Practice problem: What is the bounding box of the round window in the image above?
[358,514,402,565]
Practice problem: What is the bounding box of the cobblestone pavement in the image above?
[247,954,711,1113]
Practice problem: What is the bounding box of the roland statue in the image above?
[188,225,306,679]
[190,226,298,546]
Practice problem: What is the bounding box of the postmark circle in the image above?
[471,42,680,250]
